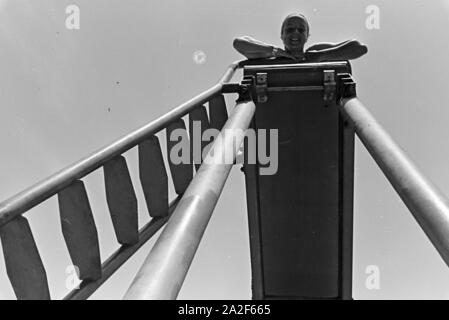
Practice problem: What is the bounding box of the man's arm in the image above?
[306,40,353,51]
[233,36,293,60]
[305,39,368,62]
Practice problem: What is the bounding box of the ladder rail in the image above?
[0,61,240,228]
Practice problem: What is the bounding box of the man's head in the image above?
[281,13,310,54]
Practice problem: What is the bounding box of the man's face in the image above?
[281,17,309,52]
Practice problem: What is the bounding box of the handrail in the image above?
[0,61,241,228]
[340,97,449,267]
[123,99,256,300]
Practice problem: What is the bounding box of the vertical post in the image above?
[124,99,256,300]
[243,120,265,300]
[340,118,355,299]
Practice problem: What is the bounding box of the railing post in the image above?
[123,99,256,300]
[340,97,449,267]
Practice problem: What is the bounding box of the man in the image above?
[233,13,368,62]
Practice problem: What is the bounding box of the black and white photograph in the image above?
[1,0,449,304]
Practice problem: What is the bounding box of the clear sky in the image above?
[1,0,449,299]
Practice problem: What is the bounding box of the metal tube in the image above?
[123,99,256,300]
[0,62,241,228]
[340,97,449,266]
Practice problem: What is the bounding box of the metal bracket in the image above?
[323,70,336,102]
[255,73,268,103]
[337,73,357,101]
[235,75,254,103]
[221,83,241,94]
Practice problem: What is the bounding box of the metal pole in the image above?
[123,99,256,300]
[340,97,449,267]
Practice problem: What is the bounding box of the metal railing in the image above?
[339,97,449,267]
[0,61,240,228]
[0,61,242,300]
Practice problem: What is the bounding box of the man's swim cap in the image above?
[281,13,310,35]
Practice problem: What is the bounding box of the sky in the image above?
[1,0,449,299]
